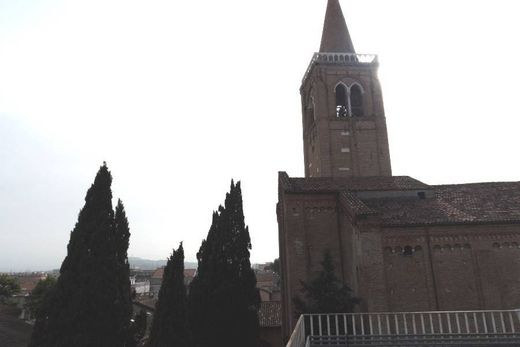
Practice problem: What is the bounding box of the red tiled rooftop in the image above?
[151,267,197,279]
[15,275,46,294]
[151,267,164,279]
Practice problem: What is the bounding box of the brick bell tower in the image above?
[301,0,391,178]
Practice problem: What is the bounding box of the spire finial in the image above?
[319,0,355,53]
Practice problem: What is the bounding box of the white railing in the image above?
[286,315,306,347]
[286,309,520,347]
[302,52,378,84]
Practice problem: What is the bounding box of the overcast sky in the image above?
[1,0,520,272]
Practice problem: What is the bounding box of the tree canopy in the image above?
[189,180,260,347]
[148,243,191,347]
[0,274,20,299]
[293,250,360,315]
[25,276,57,319]
[265,258,280,277]
[28,163,133,347]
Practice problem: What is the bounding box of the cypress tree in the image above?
[188,212,219,347]
[25,276,57,319]
[293,250,360,315]
[28,163,132,347]
[189,181,260,347]
[132,309,148,343]
[148,243,191,347]
[114,200,133,344]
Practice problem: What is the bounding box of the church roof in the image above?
[362,182,520,226]
[279,172,520,226]
[283,175,429,192]
[319,0,355,53]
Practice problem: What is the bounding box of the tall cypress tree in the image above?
[189,181,260,347]
[148,243,191,347]
[188,212,219,347]
[293,250,360,315]
[28,163,132,347]
[114,200,133,344]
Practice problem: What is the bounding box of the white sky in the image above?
[1,0,520,272]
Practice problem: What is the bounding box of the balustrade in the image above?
[302,53,378,84]
[287,309,520,347]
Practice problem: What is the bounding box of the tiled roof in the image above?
[184,268,196,278]
[256,271,275,284]
[282,173,429,192]
[151,267,164,279]
[339,191,376,215]
[151,267,197,279]
[281,172,520,226]
[258,301,281,328]
[15,275,46,294]
[362,182,520,226]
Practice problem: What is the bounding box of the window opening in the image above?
[335,84,348,118]
[350,84,364,117]
[403,246,414,256]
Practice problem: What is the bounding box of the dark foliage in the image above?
[148,243,192,347]
[115,200,134,344]
[133,310,148,341]
[189,181,260,347]
[265,258,280,277]
[127,309,147,347]
[25,277,57,319]
[0,274,20,299]
[28,163,133,347]
[293,250,360,315]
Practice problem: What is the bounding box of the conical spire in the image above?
[319,0,355,53]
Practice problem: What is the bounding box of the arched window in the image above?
[350,84,364,117]
[335,84,348,118]
[403,246,414,256]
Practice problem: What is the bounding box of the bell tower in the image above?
[301,0,392,178]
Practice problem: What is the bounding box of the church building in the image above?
[277,0,520,340]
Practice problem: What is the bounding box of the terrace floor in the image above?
[0,304,32,347]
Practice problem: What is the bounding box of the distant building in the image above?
[130,276,150,295]
[130,269,154,282]
[14,273,46,295]
[149,267,197,296]
[11,273,47,320]
[150,267,164,295]
[256,271,281,302]
[255,270,282,346]
[253,263,271,272]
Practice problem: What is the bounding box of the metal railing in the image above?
[286,309,520,347]
[302,52,378,84]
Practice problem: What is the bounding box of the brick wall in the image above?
[301,64,391,178]
[280,192,520,340]
[279,192,345,339]
[368,224,520,313]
